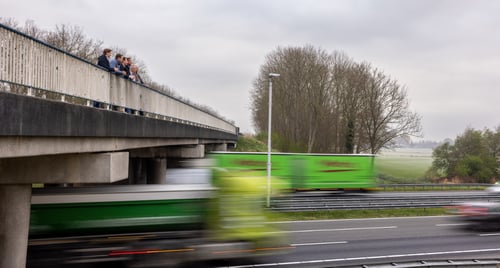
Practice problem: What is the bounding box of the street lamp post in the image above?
[267,73,280,208]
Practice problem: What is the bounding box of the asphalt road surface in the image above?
[222,216,500,267]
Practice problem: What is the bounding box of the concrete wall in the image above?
[0,24,237,134]
[0,28,109,101]
[108,76,235,132]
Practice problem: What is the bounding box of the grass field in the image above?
[269,208,447,221]
[375,148,433,183]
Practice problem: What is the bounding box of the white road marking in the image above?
[479,233,500,236]
[435,223,468,227]
[291,241,347,246]
[223,248,500,267]
[272,225,397,234]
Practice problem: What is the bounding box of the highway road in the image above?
[222,216,500,267]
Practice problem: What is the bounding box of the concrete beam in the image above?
[129,147,169,158]
[0,152,128,184]
[167,145,205,159]
[205,143,227,152]
[0,137,201,158]
[0,91,238,138]
[199,139,236,151]
[0,184,31,268]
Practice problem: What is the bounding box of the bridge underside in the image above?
[0,136,230,158]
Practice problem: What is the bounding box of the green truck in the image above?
[27,169,289,267]
[211,152,376,191]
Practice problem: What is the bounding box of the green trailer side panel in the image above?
[210,152,376,190]
[300,155,375,189]
[30,199,207,237]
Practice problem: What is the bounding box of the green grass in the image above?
[376,148,433,183]
[376,157,432,180]
[268,208,447,222]
[234,135,268,152]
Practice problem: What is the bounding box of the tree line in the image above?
[251,45,421,154]
[427,127,500,183]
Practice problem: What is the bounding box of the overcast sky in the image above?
[3,0,500,141]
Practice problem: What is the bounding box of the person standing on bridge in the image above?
[129,62,144,115]
[120,57,130,79]
[94,48,113,108]
[129,64,144,84]
[110,53,126,76]
[97,48,113,71]
[126,57,134,76]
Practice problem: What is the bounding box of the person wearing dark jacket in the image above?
[97,48,113,71]
[94,48,113,108]
[120,57,130,78]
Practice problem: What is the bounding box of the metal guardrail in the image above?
[271,192,500,211]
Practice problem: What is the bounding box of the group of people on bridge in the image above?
[95,48,145,114]
[97,48,144,84]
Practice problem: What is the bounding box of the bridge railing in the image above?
[0,23,237,134]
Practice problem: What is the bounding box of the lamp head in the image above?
[269,73,280,78]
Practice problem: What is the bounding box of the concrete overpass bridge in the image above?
[0,24,238,267]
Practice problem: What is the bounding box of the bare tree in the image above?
[357,67,421,153]
[0,18,45,39]
[251,45,334,152]
[329,56,367,153]
[43,24,103,63]
[0,17,20,29]
[22,20,46,40]
[251,45,421,154]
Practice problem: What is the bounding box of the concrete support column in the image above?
[214,143,227,152]
[147,158,167,184]
[0,184,32,268]
[129,158,147,184]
